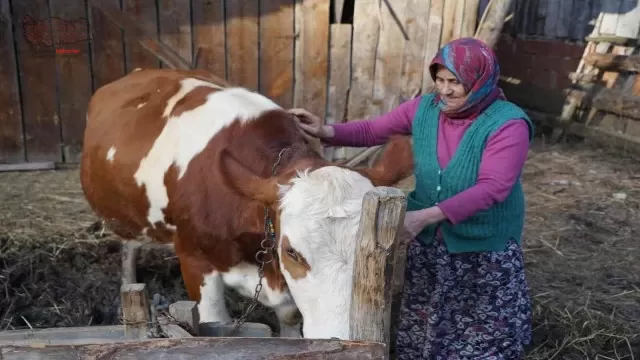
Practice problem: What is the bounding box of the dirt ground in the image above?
[0,137,638,359]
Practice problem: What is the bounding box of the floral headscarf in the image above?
[428,37,505,119]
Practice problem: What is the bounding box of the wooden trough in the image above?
[0,187,408,359]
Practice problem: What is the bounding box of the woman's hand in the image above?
[402,206,448,239]
[288,108,334,139]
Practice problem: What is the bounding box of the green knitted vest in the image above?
[406,93,534,253]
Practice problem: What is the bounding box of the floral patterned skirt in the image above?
[394,235,532,360]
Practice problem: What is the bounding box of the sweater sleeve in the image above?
[436,119,531,224]
[322,97,420,147]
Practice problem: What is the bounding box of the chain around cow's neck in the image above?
[229,147,288,336]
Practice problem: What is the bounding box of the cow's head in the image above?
[218,135,413,339]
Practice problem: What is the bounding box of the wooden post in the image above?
[474,0,514,48]
[120,283,150,339]
[349,187,407,348]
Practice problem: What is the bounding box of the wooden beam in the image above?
[349,187,406,348]
[0,337,387,359]
[583,53,640,73]
[89,0,192,70]
[568,85,640,121]
[522,107,640,155]
[584,35,636,46]
[568,72,598,83]
[568,122,640,155]
[0,325,129,346]
[0,162,55,172]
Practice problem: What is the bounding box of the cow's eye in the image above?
[286,247,298,261]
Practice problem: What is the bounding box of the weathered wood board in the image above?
[191,0,226,78]
[158,0,193,67]
[0,0,25,163]
[347,0,380,120]
[294,0,330,119]
[12,1,63,162]
[90,0,126,90]
[326,23,353,161]
[399,0,430,102]
[226,0,259,90]
[371,0,409,115]
[259,0,295,108]
[421,0,445,93]
[50,0,94,163]
[0,337,388,360]
[123,0,160,71]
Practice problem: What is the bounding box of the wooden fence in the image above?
[0,0,494,168]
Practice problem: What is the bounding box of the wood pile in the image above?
[544,11,640,155]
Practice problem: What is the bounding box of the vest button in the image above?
[436,186,441,191]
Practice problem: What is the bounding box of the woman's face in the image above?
[434,66,468,111]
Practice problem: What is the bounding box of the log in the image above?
[568,85,640,121]
[0,337,387,360]
[582,53,640,72]
[349,187,407,347]
[474,0,514,48]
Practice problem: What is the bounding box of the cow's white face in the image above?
[275,166,374,339]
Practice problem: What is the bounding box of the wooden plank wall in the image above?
[4,0,635,165]
[498,0,640,42]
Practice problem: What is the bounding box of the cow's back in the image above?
[80,68,231,242]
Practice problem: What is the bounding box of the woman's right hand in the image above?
[288,108,334,139]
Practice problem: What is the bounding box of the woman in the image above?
[288,37,534,359]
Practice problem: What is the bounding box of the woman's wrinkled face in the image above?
[435,66,468,111]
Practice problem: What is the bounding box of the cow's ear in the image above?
[218,149,280,205]
[354,135,414,187]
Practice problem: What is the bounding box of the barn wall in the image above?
[0,0,486,165]
[2,0,638,165]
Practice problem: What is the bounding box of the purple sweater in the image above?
[323,97,531,225]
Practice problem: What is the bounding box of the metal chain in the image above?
[228,148,287,336]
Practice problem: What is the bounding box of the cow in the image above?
[80,67,413,339]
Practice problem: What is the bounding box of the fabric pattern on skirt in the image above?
[394,235,532,360]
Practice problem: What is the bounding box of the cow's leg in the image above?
[121,240,142,284]
[197,270,233,324]
[176,249,233,324]
[274,303,303,338]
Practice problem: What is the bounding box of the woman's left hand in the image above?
[403,206,447,239]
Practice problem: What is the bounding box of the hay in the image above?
[0,139,638,358]
[519,141,640,359]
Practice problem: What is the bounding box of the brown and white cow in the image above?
[80,68,413,339]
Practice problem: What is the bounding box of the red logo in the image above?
[23,15,93,48]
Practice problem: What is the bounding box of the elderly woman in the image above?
[288,37,534,359]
